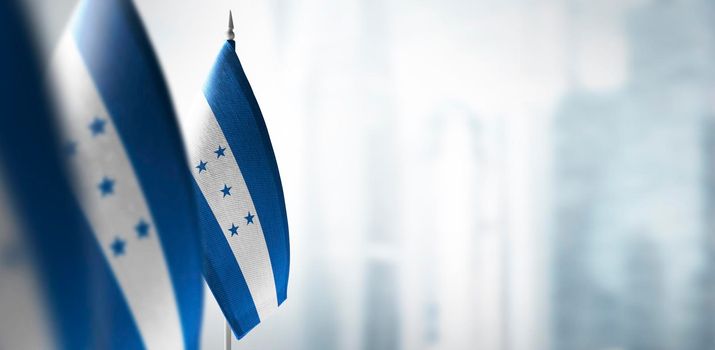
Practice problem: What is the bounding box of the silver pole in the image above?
[223,13,235,350]
[224,320,232,350]
[227,10,235,41]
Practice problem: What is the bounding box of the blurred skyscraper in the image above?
[359,0,401,348]
[551,1,715,349]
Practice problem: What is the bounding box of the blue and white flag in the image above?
[186,31,290,338]
[48,0,203,348]
[0,1,90,348]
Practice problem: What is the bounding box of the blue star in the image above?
[228,223,239,236]
[245,212,255,225]
[214,145,226,158]
[111,237,126,257]
[89,117,107,136]
[98,177,115,197]
[220,184,232,197]
[135,219,150,239]
[65,141,77,156]
[196,160,208,173]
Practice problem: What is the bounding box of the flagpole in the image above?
[225,320,232,350]
[223,11,235,350]
[227,10,235,41]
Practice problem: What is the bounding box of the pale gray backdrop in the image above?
[23,0,715,349]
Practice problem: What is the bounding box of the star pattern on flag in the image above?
[98,177,115,197]
[111,237,126,257]
[228,223,239,236]
[89,117,107,136]
[65,141,78,156]
[220,184,232,197]
[196,160,208,173]
[198,141,263,242]
[135,219,150,239]
[215,145,226,158]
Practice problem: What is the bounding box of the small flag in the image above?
[186,12,290,339]
[48,0,203,348]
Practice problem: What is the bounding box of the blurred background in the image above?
[19,0,715,349]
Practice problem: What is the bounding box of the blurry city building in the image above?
[551,1,715,349]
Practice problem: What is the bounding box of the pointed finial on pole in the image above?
[227,11,235,41]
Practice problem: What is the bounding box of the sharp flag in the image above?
[186,17,290,339]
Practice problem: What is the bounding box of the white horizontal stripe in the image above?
[187,94,278,320]
[50,33,184,350]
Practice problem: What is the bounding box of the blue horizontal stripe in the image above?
[193,181,261,339]
[83,220,147,350]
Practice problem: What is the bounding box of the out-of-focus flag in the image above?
[185,13,290,339]
[0,1,90,349]
[48,0,203,348]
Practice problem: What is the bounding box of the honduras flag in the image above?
[0,1,92,348]
[185,13,290,339]
[48,0,203,348]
